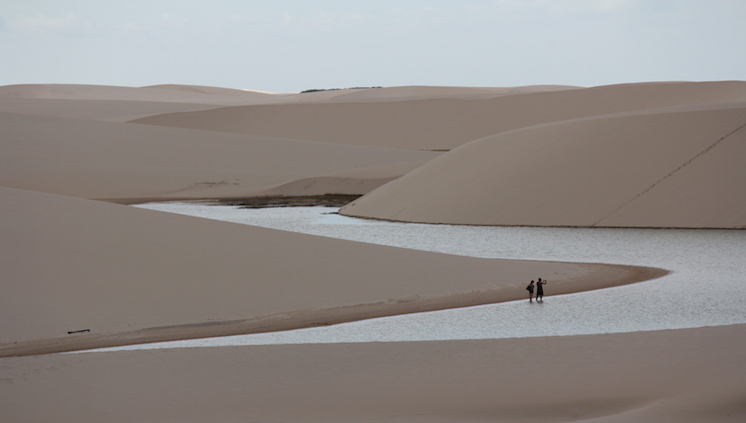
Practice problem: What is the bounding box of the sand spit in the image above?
[0,187,665,356]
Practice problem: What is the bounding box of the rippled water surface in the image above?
[96,203,746,351]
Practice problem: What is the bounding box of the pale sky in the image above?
[1,0,744,93]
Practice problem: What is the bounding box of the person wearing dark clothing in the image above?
[526,280,535,302]
[536,278,547,302]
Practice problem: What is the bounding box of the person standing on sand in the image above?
[536,278,547,302]
[526,280,535,302]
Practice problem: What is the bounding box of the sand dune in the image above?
[132,81,746,150]
[0,97,225,122]
[1,83,448,201]
[341,103,746,228]
[0,111,437,201]
[142,83,279,98]
[2,325,744,423]
[0,83,298,122]
[0,83,275,105]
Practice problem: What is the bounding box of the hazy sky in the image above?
[1,0,744,92]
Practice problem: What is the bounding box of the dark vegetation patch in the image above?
[300,86,383,93]
[213,194,362,209]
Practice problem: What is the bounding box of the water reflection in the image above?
[106,203,746,350]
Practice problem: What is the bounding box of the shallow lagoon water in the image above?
[92,203,746,351]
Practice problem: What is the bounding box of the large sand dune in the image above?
[341,103,746,228]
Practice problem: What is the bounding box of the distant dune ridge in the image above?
[1,81,744,422]
[132,81,746,152]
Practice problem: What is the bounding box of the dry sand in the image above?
[2,325,744,422]
[0,111,437,201]
[2,81,744,422]
[340,102,746,228]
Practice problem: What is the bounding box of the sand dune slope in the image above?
[1,83,443,200]
[132,81,746,150]
[0,97,224,122]
[0,83,279,123]
[0,187,664,354]
[0,112,437,201]
[341,104,746,228]
[1,325,743,423]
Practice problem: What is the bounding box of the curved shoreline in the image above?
[0,262,668,357]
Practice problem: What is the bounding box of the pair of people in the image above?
[526,278,546,302]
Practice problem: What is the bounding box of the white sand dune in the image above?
[2,325,743,423]
[0,111,437,201]
[0,97,226,122]
[0,83,446,201]
[341,103,746,228]
[0,83,274,104]
[0,83,296,122]
[132,81,746,150]
[142,83,280,98]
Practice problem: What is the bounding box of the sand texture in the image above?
[2,325,744,423]
[341,103,746,228]
[1,81,744,422]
